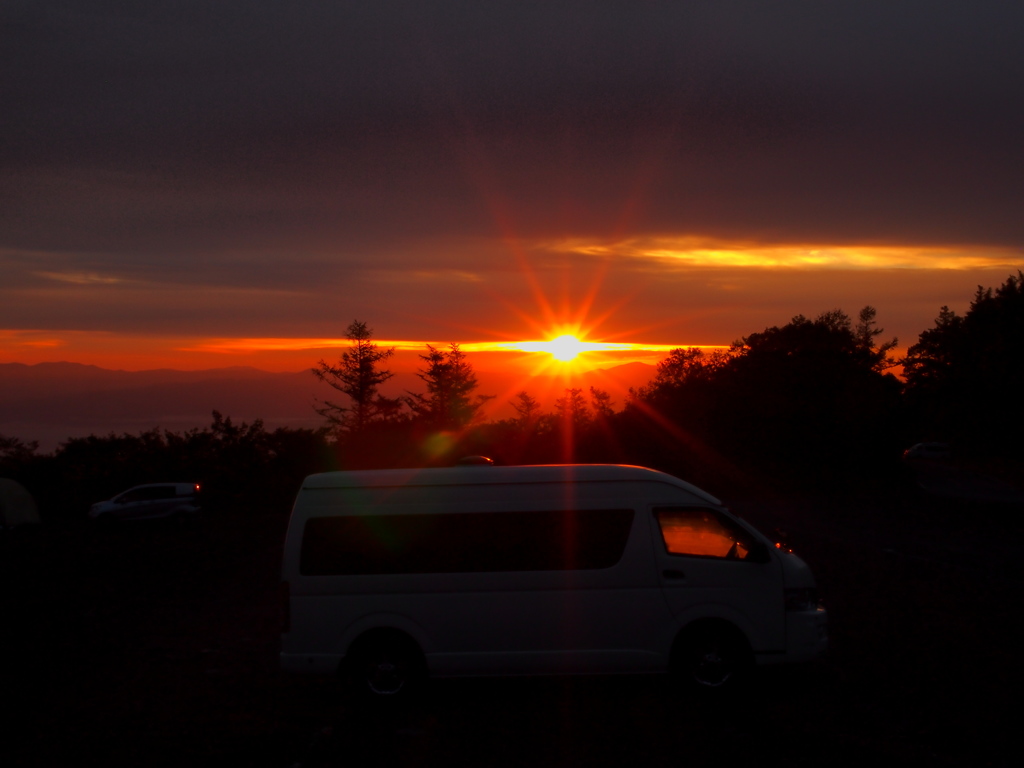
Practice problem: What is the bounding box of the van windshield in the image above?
[655,507,758,560]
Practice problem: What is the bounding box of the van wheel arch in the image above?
[343,628,426,699]
[671,619,753,690]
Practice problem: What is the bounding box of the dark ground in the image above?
[3,468,1021,767]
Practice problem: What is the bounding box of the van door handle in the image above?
[662,569,686,580]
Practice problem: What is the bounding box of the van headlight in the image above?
[785,588,821,612]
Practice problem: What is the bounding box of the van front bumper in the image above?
[784,607,828,663]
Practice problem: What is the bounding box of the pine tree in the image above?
[407,343,494,430]
[313,321,399,435]
[510,391,541,428]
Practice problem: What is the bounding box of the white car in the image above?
[89,483,201,523]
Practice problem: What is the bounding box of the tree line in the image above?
[309,273,1022,485]
[2,272,1021,520]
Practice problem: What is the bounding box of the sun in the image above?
[547,334,586,362]
[508,332,620,364]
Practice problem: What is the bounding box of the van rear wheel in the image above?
[347,633,424,699]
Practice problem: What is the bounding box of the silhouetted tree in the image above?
[547,387,588,462]
[589,387,615,422]
[510,391,542,428]
[717,308,904,479]
[556,388,591,430]
[854,305,899,372]
[903,306,963,393]
[29,413,333,522]
[0,434,39,465]
[618,347,735,483]
[407,343,494,430]
[903,272,1024,455]
[633,347,731,402]
[313,320,400,435]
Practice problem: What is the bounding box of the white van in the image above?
[280,465,827,695]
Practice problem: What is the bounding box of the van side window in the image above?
[301,509,635,575]
[654,507,757,560]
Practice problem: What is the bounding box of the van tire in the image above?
[672,623,752,691]
[346,632,425,699]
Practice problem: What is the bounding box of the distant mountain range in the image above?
[1,361,656,451]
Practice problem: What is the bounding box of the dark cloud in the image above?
[7,3,1023,216]
[2,1,1023,345]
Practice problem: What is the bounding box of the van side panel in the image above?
[282,479,698,675]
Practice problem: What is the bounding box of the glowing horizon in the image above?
[0,328,728,372]
[183,335,720,359]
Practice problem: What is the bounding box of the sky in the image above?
[2,1,1023,375]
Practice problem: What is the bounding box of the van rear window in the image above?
[300,509,635,575]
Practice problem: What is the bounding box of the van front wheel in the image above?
[347,633,424,699]
[673,625,751,690]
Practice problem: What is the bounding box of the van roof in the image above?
[301,464,721,505]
